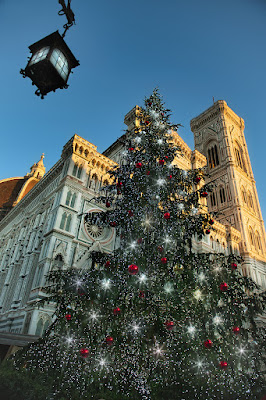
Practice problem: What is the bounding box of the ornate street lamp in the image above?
[20,1,79,99]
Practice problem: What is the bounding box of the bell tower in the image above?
[190,100,266,267]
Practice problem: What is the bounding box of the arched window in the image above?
[65,215,72,232]
[59,213,67,229]
[77,165,83,179]
[70,193,76,208]
[248,227,255,247]
[241,187,247,204]
[234,143,247,172]
[210,192,216,207]
[35,319,44,336]
[255,231,262,252]
[247,191,254,210]
[207,144,219,169]
[43,320,50,333]
[65,191,72,206]
[72,164,78,176]
[219,187,226,204]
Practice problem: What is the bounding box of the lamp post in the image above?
[20,1,79,99]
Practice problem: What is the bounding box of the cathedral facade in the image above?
[0,100,265,359]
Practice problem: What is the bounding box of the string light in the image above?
[101,279,111,290]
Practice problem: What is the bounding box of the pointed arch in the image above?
[59,212,67,229]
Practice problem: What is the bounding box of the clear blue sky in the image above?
[0,0,266,220]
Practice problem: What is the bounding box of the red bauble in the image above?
[201,192,208,198]
[165,156,169,159]
[219,361,228,369]
[164,212,170,220]
[137,238,143,244]
[204,339,213,349]
[113,307,121,316]
[106,336,114,345]
[109,222,117,227]
[106,201,111,208]
[165,320,174,331]
[195,176,201,184]
[146,170,150,175]
[159,159,165,165]
[105,260,111,267]
[231,263,238,270]
[145,120,150,125]
[139,290,145,298]
[168,175,173,180]
[80,348,89,358]
[117,182,122,187]
[128,264,139,275]
[209,219,214,225]
[128,147,134,151]
[206,229,211,235]
[161,257,167,264]
[220,282,228,292]
[65,314,71,321]
[136,162,142,168]
[128,210,134,217]
[233,326,240,335]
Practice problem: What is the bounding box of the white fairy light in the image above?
[121,150,128,157]
[182,170,188,177]
[164,236,171,244]
[134,136,141,143]
[213,264,222,273]
[65,336,74,345]
[131,322,141,333]
[178,203,184,210]
[191,208,198,215]
[157,178,165,186]
[198,272,206,282]
[130,242,137,249]
[213,315,223,325]
[98,357,107,368]
[195,359,204,369]
[194,289,202,300]
[150,110,159,119]
[152,344,165,358]
[89,311,99,321]
[187,325,196,335]
[157,139,163,145]
[237,346,246,356]
[74,279,82,288]
[138,273,147,283]
[164,282,173,294]
[101,278,111,290]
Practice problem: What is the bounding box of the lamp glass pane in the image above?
[50,48,69,81]
[29,47,50,66]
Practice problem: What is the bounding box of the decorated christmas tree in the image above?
[12,90,265,400]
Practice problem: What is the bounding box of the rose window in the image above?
[85,222,104,239]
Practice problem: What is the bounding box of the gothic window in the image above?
[77,165,82,179]
[72,163,78,176]
[247,191,254,210]
[65,191,72,206]
[248,227,255,247]
[255,231,262,252]
[59,212,67,230]
[65,215,72,232]
[70,193,76,208]
[219,187,226,204]
[207,144,219,169]
[35,318,44,336]
[43,320,51,333]
[65,191,76,208]
[234,143,247,172]
[210,192,216,207]
[241,187,247,204]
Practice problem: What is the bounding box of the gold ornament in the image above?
[173,264,184,274]
[58,289,63,295]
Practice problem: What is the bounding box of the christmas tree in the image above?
[13,90,265,400]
